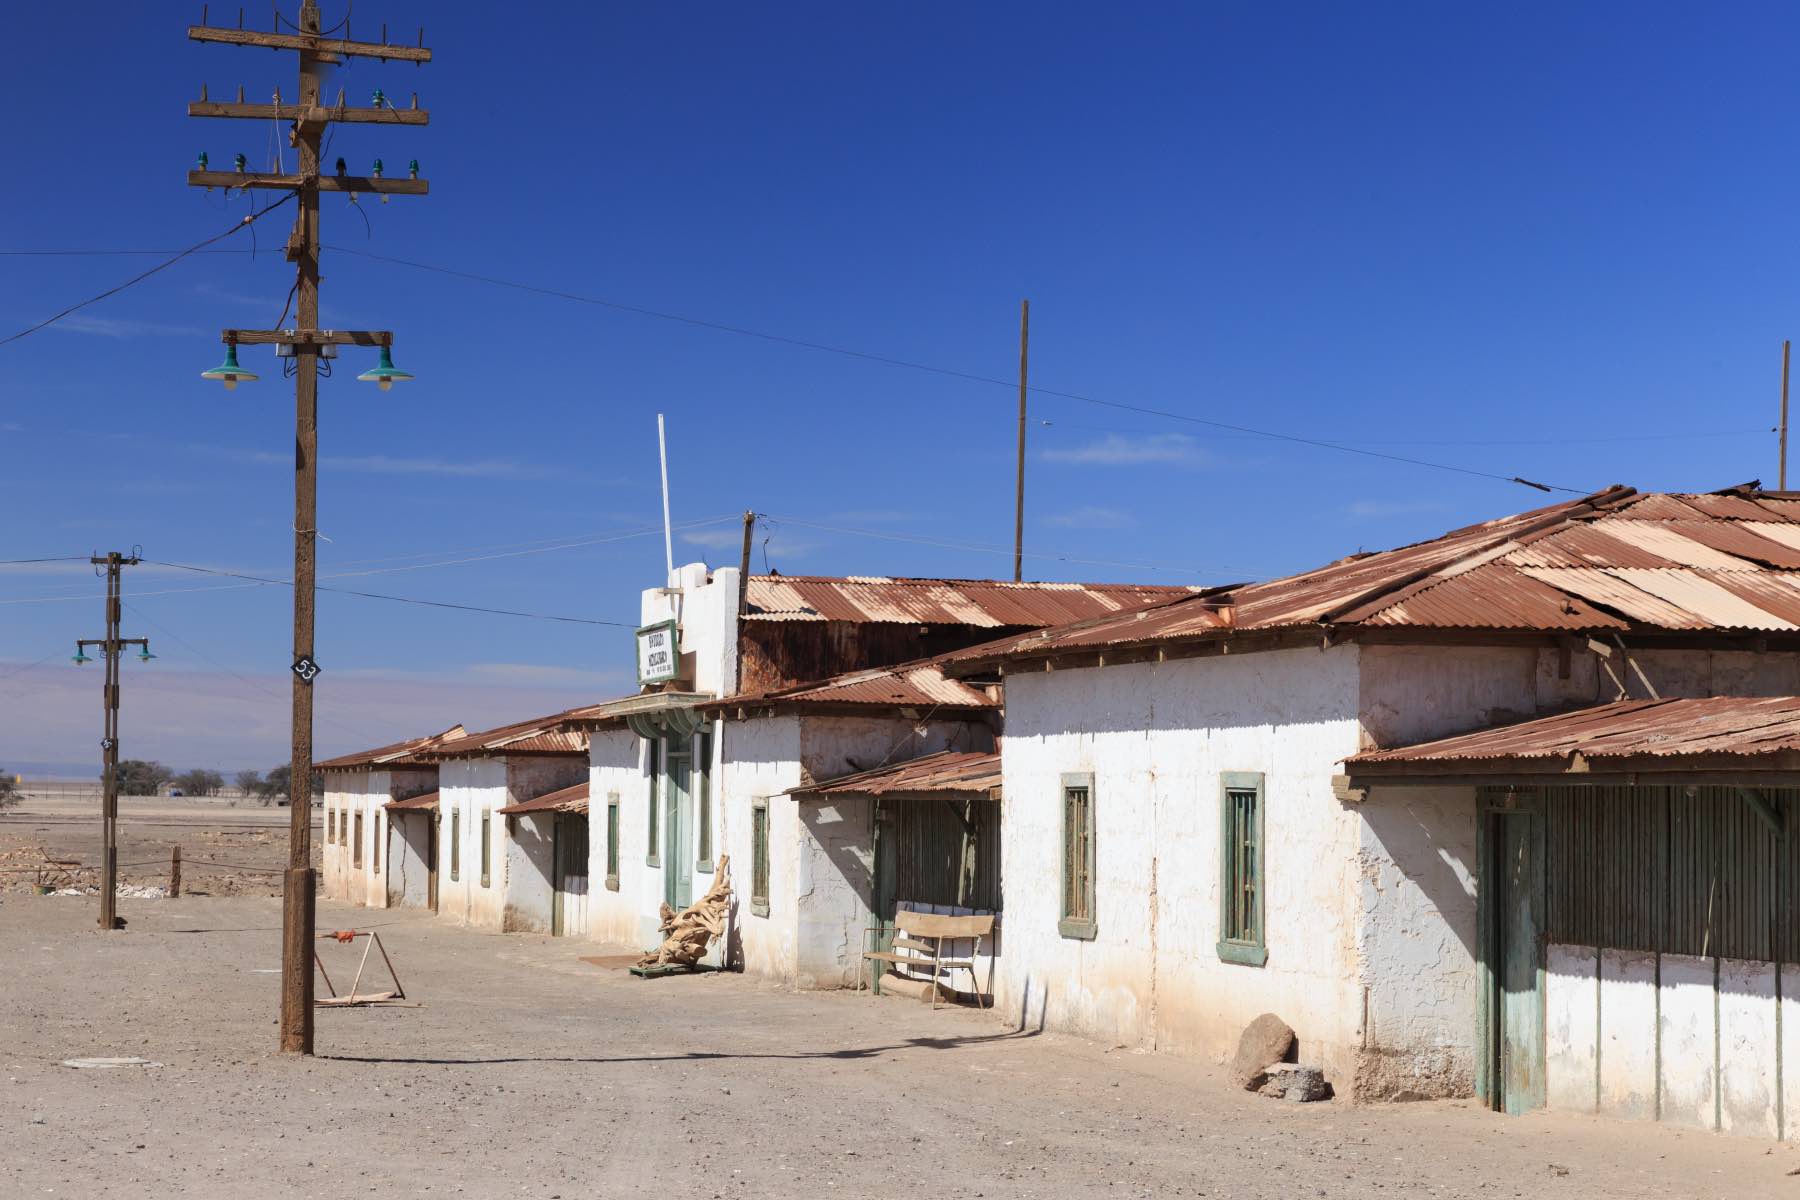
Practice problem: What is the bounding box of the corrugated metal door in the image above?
[1498,808,1546,1114]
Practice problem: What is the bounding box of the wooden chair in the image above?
[863,909,995,1009]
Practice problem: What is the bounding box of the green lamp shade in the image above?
[137,647,156,663]
[71,648,91,665]
[356,345,414,391]
[201,344,258,390]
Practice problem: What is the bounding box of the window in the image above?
[1218,772,1267,966]
[645,738,662,867]
[1059,774,1096,939]
[750,796,770,917]
[605,792,621,891]
[696,727,713,871]
[372,814,380,871]
[353,811,364,869]
[480,810,492,888]
[326,808,335,845]
[450,810,461,882]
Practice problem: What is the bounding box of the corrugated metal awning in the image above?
[498,781,589,816]
[796,750,1001,799]
[384,791,439,812]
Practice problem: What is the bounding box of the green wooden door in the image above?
[1498,809,1546,1114]
[664,752,693,911]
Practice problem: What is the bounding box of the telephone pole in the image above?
[74,552,152,933]
[1013,299,1029,583]
[186,2,432,1054]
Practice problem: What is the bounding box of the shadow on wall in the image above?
[1014,973,1049,1035]
[1357,790,1479,965]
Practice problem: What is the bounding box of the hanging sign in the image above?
[636,620,680,685]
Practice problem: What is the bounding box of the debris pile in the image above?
[636,855,730,970]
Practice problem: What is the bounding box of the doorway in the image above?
[426,815,438,913]
[1482,792,1545,1115]
[663,738,694,911]
[552,812,590,937]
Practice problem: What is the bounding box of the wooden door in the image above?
[426,815,438,912]
[552,814,589,937]
[1496,808,1546,1114]
[664,755,693,911]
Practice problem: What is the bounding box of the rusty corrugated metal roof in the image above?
[383,791,439,812]
[317,725,466,771]
[797,750,1001,797]
[497,781,589,816]
[942,484,1800,670]
[744,575,1192,627]
[427,707,594,759]
[1345,696,1800,769]
[706,656,997,715]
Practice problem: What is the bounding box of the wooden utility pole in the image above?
[1013,299,1030,583]
[76,552,151,932]
[1781,339,1791,491]
[187,2,431,1054]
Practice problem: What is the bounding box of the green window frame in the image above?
[695,727,714,872]
[645,738,662,867]
[605,792,621,891]
[450,809,461,882]
[326,808,334,845]
[353,811,364,869]
[1059,773,1097,939]
[372,813,380,871]
[1218,771,1267,966]
[750,796,770,917]
[480,810,492,888]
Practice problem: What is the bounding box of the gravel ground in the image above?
[0,893,1792,1199]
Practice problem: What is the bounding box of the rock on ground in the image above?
[1231,1012,1297,1091]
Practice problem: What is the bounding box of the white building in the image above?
[318,725,463,909]
[941,484,1800,1140]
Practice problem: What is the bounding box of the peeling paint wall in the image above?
[1547,946,1792,1140]
[999,646,1367,1084]
[435,757,507,928]
[640,561,739,699]
[320,768,432,909]
[720,715,804,981]
[504,813,556,933]
[587,729,649,948]
[388,809,432,909]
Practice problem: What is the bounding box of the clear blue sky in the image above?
[1,2,1792,771]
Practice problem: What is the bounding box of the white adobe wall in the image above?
[436,758,507,926]
[321,771,353,901]
[639,561,740,698]
[719,715,805,980]
[320,768,433,909]
[388,810,432,908]
[504,813,556,933]
[588,728,655,947]
[1000,646,1367,1083]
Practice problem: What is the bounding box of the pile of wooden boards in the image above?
[636,855,730,971]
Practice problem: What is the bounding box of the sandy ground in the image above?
[0,894,1794,1198]
[0,794,316,897]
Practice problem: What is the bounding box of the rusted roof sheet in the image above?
[317,725,467,771]
[706,657,997,715]
[797,750,1001,797]
[427,707,594,758]
[943,484,1800,670]
[383,791,439,812]
[497,781,589,816]
[1346,696,1800,769]
[744,575,1192,627]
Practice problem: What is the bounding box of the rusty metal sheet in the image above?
[1594,521,1760,570]
[1663,493,1779,521]
[798,750,1001,797]
[1603,568,1799,630]
[1612,493,1714,521]
[497,781,589,816]
[383,791,439,812]
[1651,520,1800,569]
[742,576,1191,627]
[1349,696,1800,765]
[429,706,596,758]
[317,724,467,771]
[1749,497,1800,522]
[1514,566,1710,629]
[1500,525,1677,570]
[1361,563,1627,629]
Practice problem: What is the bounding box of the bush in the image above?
[234,769,262,795]
[173,768,225,797]
[111,760,172,796]
[0,770,19,809]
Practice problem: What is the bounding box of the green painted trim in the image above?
[1217,771,1266,968]
[645,737,662,868]
[1059,772,1096,941]
[750,796,770,917]
[1738,786,1786,836]
[479,809,491,889]
[605,792,621,891]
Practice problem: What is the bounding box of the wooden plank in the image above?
[187,170,428,194]
[896,910,993,938]
[188,101,428,125]
[188,26,432,62]
[628,961,720,979]
[226,329,391,346]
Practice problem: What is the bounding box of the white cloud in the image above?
[1041,433,1208,467]
[680,528,746,550]
[186,444,557,480]
[1347,500,1450,520]
[1045,506,1136,530]
[49,314,203,338]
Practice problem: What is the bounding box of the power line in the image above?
[0,197,295,350]
[142,560,635,627]
[0,556,92,565]
[1032,417,1773,450]
[324,244,1584,493]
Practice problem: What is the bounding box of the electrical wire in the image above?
[1032,417,1774,449]
[0,196,295,350]
[322,244,1587,493]
[0,556,89,565]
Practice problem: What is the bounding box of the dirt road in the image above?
[0,893,1791,1199]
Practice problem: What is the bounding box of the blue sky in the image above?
[1,2,1794,771]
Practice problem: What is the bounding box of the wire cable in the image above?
[324,244,1586,493]
[0,196,295,350]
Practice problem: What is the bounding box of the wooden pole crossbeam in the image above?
[187,26,432,63]
[187,170,428,194]
[187,101,429,125]
[223,329,393,347]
